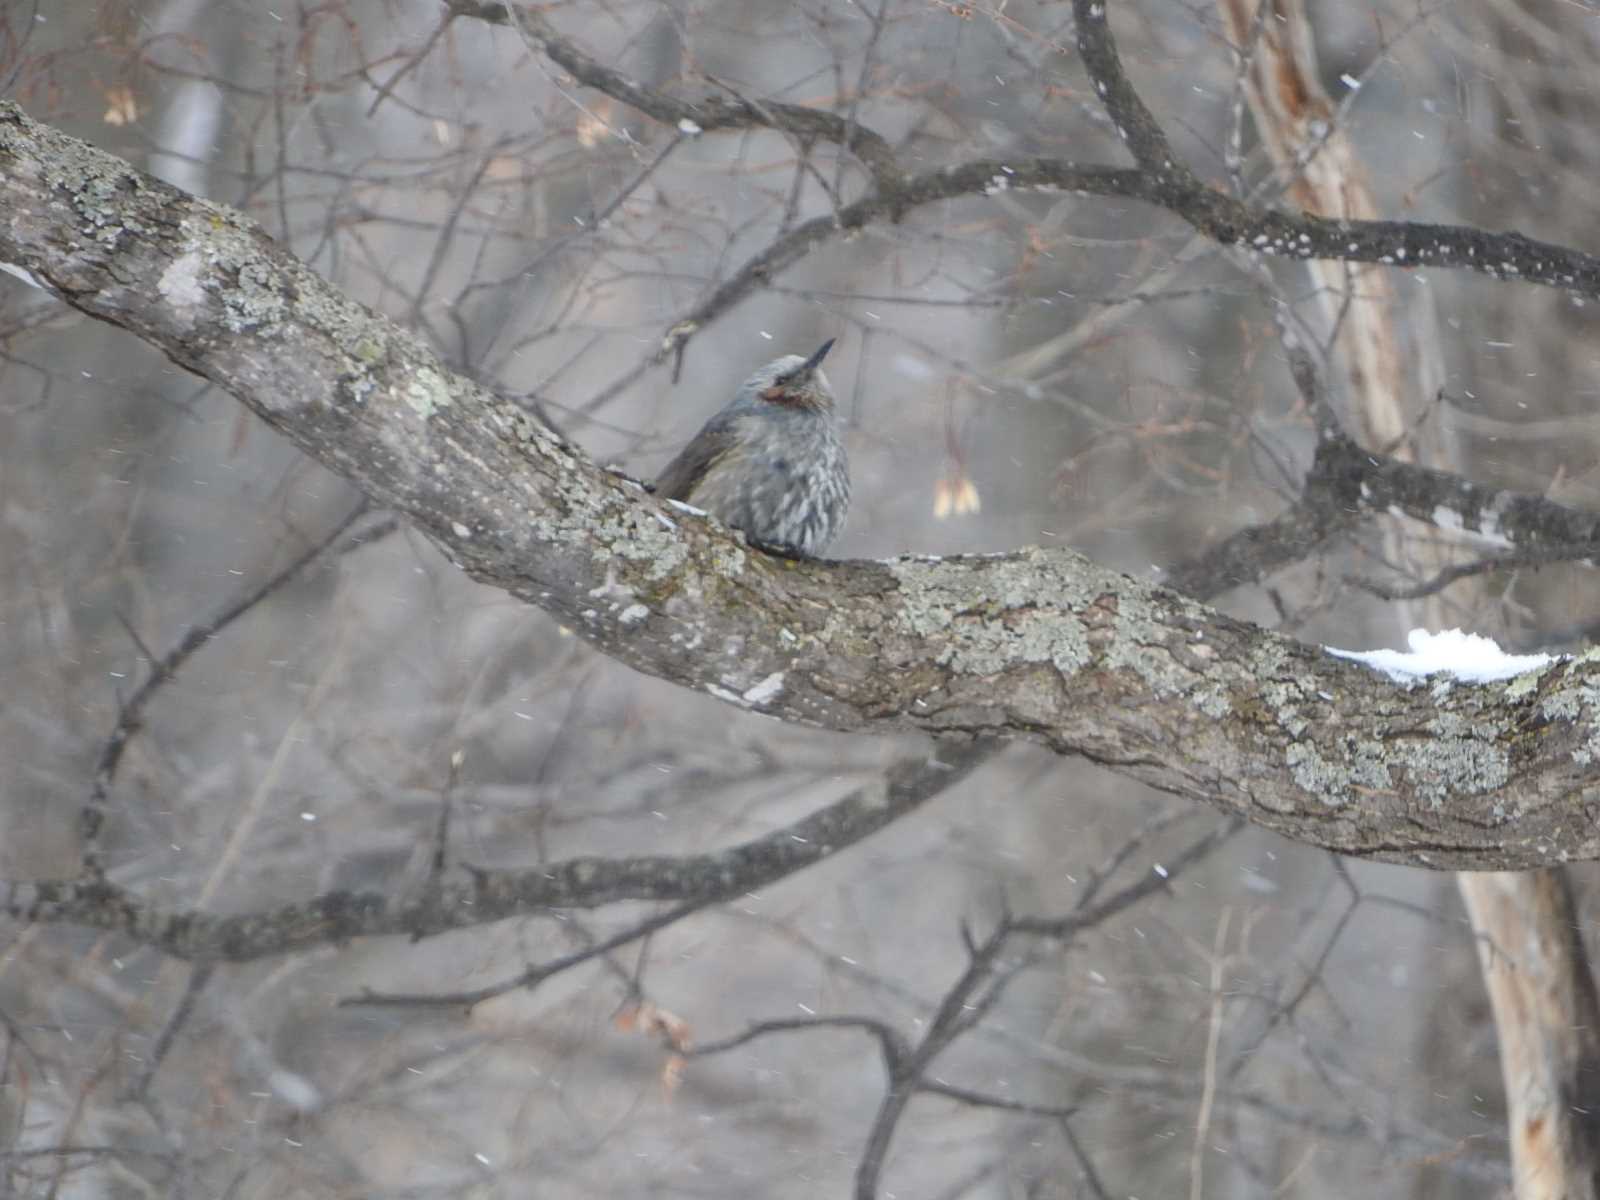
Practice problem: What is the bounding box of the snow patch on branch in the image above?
[1327,628,1555,684]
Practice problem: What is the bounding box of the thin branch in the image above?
[448,2,905,190]
[17,741,997,964]
[1189,908,1232,1200]
[443,0,1600,378]
[851,818,1241,1197]
[1012,819,1246,940]
[692,1014,906,1062]
[1350,544,1600,601]
[125,961,215,1100]
[1059,1117,1112,1200]
[916,1078,1077,1120]
[853,917,1016,1200]
[343,898,703,1009]
[82,501,372,874]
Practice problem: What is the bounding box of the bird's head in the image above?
[737,338,837,413]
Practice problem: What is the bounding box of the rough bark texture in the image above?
[1469,871,1600,1200]
[1217,0,1446,452]
[1215,5,1600,1193]
[8,100,1600,869]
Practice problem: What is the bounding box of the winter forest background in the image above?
[6,1,1600,1196]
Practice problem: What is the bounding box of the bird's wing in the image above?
[654,414,738,501]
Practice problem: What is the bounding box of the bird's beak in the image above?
[800,338,836,374]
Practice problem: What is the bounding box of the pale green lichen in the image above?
[222,258,287,331]
[402,366,451,418]
[884,548,1238,723]
[498,407,563,455]
[1286,740,1390,807]
[601,515,692,581]
[1503,661,1556,700]
[708,540,747,577]
[42,144,149,248]
[1102,589,1238,718]
[1249,642,1313,734]
[1258,678,1310,736]
[157,208,292,336]
[1543,679,1600,764]
[885,547,1094,677]
[1104,607,1231,717]
[1188,680,1232,719]
[1393,711,1511,808]
[537,488,692,584]
[1287,709,1512,811]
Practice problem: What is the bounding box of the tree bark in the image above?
[7,101,1600,869]
[1469,871,1600,1199]
[1214,4,1600,1191]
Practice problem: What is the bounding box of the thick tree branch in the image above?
[7,101,1600,868]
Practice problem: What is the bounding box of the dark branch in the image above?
[438,0,1600,383]
[448,2,904,190]
[83,501,371,874]
[5,742,993,962]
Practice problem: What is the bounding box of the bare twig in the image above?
[126,961,215,1100]
[83,501,372,875]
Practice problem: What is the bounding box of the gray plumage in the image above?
[656,339,850,557]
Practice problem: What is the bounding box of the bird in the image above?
[655,339,849,557]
